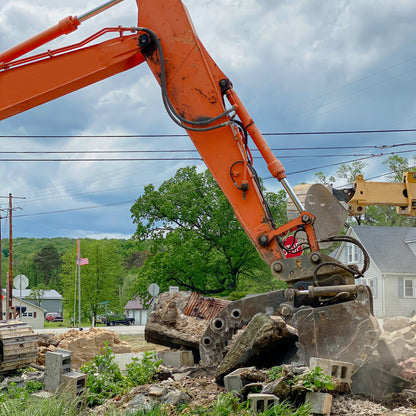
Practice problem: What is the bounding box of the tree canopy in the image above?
[61,239,124,322]
[130,166,281,297]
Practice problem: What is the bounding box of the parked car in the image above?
[45,312,63,322]
[96,314,107,325]
[106,314,134,326]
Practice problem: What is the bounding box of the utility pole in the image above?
[0,194,25,319]
[0,210,6,320]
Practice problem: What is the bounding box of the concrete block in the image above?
[248,393,279,414]
[44,349,73,392]
[305,392,332,416]
[113,353,144,373]
[224,370,243,393]
[309,357,353,384]
[60,371,87,408]
[157,350,194,367]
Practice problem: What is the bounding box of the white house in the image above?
[1,296,44,329]
[332,225,416,318]
[124,297,153,325]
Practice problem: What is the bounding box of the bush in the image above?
[81,343,126,406]
[81,344,163,407]
[125,351,162,386]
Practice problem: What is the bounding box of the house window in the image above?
[357,277,377,298]
[404,279,415,297]
[346,244,360,264]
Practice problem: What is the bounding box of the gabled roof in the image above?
[350,225,416,273]
[124,297,153,310]
[9,289,62,300]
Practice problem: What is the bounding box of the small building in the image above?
[1,296,44,329]
[13,289,63,314]
[332,225,416,318]
[124,297,153,325]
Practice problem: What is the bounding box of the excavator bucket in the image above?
[200,285,379,370]
[287,184,348,248]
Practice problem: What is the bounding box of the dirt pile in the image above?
[36,327,131,368]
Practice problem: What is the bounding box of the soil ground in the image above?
[118,334,166,353]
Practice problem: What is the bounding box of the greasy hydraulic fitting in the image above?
[137,31,155,54]
[219,78,232,94]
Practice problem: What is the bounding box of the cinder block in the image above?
[305,392,332,416]
[248,393,279,414]
[309,357,353,384]
[60,371,87,409]
[44,349,73,392]
[157,350,194,367]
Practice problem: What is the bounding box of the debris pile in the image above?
[382,316,416,365]
[145,291,215,360]
[36,328,131,368]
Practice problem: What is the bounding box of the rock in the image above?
[214,313,297,384]
[262,376,291,401]
[163,390,190,406]
[385,338,415,362]
[37,332,59,347]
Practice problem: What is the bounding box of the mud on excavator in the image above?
[0,0,413,387]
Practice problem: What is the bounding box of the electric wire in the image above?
[3,128,416,138]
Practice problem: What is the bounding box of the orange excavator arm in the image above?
[0,0,347,287]
[2,1,393,384]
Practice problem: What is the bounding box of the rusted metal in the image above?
[183,292,230,321]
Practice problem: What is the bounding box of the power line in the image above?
[2,128,416,138]
[1,141,416,153]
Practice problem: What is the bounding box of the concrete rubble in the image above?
[144,291,212,361]
[36,327,131,369]
[140,291,416,414]
[20,293,416,414]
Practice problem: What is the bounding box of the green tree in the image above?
[32,245,63,288]
[25,284,48,307]
[61,239,123,324]
[336,160,367,184]
[130,166,278,297]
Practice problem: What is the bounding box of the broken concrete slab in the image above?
[305,392,332,416]
[214,313,297,384]
[157,350,194,367]
[113,353,144,373]
[145,292,209,359]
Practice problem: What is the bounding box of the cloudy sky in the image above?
[1,0,416,239]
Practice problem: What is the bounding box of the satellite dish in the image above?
[13,274,29,290]
[148,283,160,297]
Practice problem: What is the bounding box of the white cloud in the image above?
[1,0,416,238]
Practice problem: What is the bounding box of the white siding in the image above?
[333,233,383,317]
[384,273,416,317]
[1,298,44,329]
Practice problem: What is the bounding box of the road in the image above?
[34,325,145,336]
